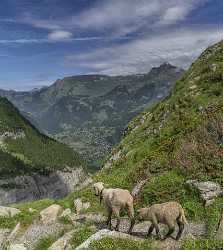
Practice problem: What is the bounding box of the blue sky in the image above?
[0,0,223,90]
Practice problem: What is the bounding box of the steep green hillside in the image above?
[0,97,83,176]
[97,40,223,189]
[69,40,223,235]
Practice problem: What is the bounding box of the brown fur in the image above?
[138,201,187,240]
[93,182,135,233]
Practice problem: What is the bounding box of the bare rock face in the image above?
[186,180,223,206]
[0,206,21,217]
[0,167,87,205]
[40,204,63,225]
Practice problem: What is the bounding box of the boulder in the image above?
[74,198,90,214]
[150,238,182,250]
[40,204,63,225]
[75,229,143,250]
[186,180,223,206]
[48,230,74,250]
[0,206,21,217]
[60,208,72,219]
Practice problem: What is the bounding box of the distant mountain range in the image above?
[0,63,184,169]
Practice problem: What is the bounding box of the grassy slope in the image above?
[96,40,223,195]
[0,97,83,176]
[98,40,223,187]
[60,40,223,245]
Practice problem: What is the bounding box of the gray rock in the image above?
[0,167,87,205]
[48,230,75,250]
[150,238,182,250]
[0,223,21,249]
[40,204,63,225]
[0,206,21,217]
[131,178,149,198]
[74,198,91,214]
[9,243,27,250]
[72,213,106,224]
[75,229,143,250]
[188,222,207,238]
[209,63,218,72]
[16,221,63,249]
[186,180,223,206]
[60,208,72,219]
[0,130,25,141]
[104,150,122,169]
[0,228,11,248]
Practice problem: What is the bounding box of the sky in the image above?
[0,0,223,90]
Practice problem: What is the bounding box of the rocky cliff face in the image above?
[0,97,86,205]
[0,167,88,205]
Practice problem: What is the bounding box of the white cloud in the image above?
[160,6,188,24]
[0,36,106,44]
[73,0,208,34]
[48,30,73,41]
[15,0,211,38]
[64,27,223,75]
[0,39,48,44]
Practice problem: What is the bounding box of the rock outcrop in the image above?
[48,230,74,250]
[40,204,63,225]
[75,229,143,250]
[16,221,63,249]
[186,180,223,206]
[0,167,87,205]
[74,198,91,215]
[131,178,149,198]
[0,206,21,217]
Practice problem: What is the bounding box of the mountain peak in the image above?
[149,62,182,76]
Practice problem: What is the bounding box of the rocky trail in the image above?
[0,179,221,250]
[0,211,208,250]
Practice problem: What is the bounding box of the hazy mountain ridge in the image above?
[0,63,184,168]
